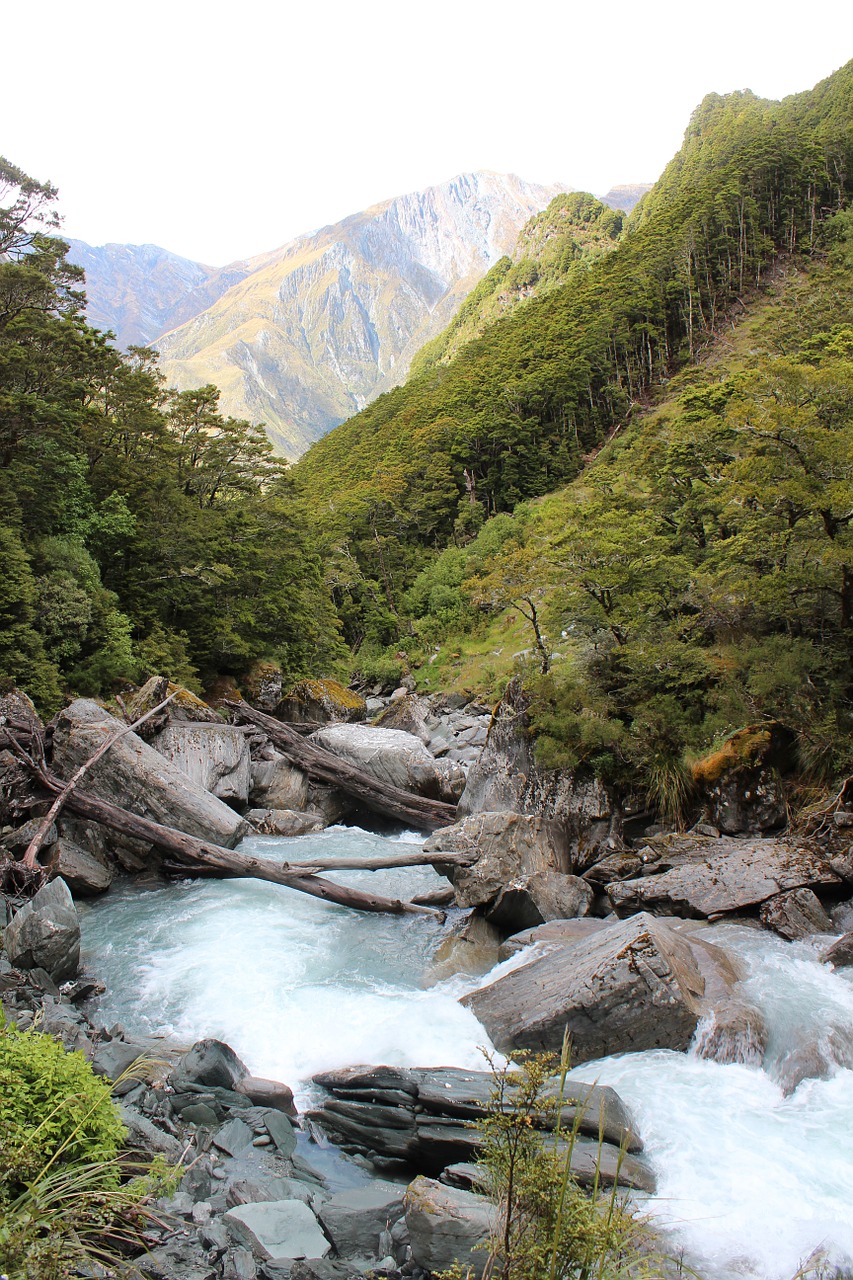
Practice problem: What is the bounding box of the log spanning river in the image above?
[80,826,853,1280]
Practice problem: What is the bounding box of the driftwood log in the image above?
[30,764,454,919]
[226,700,458,832]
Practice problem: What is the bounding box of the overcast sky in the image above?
[4,0,851,266]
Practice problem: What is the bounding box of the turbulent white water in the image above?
[80,829,853,1280]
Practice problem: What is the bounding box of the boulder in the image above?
[277,679,367,726]
[485,869,594,931]
[245,809,325,838]
[2,877,80,982]
[499,918,608,960]
[51,700,248,848]
[461,912,705,1060]
[607,835,839,919]
[759,887,834,939]
[249,754,310,812]
[426,912,503,984]
[821,932,853,968]
[457,678,620,868]
[425,811,570,910]
[316,1183,406,1260]
[404,1176,494,1279]
[170,1038,249,1092]
[152,722,252,804]
[309,724,464,803]
[53,835,114,896]
[243,660,283,712]
[223,1199,331,1262]
[236,1076,297,1116]
[125,676,220,726]
[691,723,795,834]
[372,694,432,744]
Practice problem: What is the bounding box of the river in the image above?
[79,825,853,1280]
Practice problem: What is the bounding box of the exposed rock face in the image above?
[691,724,795,835]
[249,753,311,811]
[486,869,594,931]
[461,912,705,1060]
[3,877,80,982]
[170,1039,249,1092]
[53,834,114,896]
[457,679,619,868]
[759,888,834,939]
[277,679,367,726]
[425,811,570,909]
[426,912,503,983]
[156,172,569,459]
[607,835,839,919]
[309,724,464,803]
[373,694,433,743]
[153,722,251,804]
[51,699,248,848]
[404,1177,494,1279]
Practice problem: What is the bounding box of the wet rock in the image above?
[820,931,853,968]
[316,1183,406,1260]
[309,724,464,804]
[238,1075,297,1116]
[759,887,834,939]
[2,877,80,982]
[404,1176,494,1279]
[224,1199,331,1262]
[426,912,502,983]
[498,917,608,960]
[53,835,114,896]
[51,699,248,848]
[691,723,795,835]
[607,835,839,919]
[153,722,252,804]
[245,809,325,837]
[425,811,570,910]
[249,755,311,812]
[462,912,704,1060]
[277,679,367,726]
[485,869,594,931]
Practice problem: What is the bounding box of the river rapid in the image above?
[79,825,853,1280]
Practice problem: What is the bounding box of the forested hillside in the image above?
[0,158,344,712]
[295,63,853,792]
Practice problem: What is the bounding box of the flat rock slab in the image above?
[607,837,839,919]
[462,912,704,1061]
[224,1199,331,1261]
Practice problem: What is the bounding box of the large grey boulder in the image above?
[152,722,251,804]
[404,1177,494,1278]
[277,678,367,726]
[53,835,114,896]
[372,694,433,744]
[223,1199,331,1262]
[821,932,853,968]
[309,724,464,803]
[461,912,705,1060]
[170,1038,249,1092]
[51,700,248,848]
[691,723,794,835]
[316,1183,406,1261]
[425,811,570,910]
[457,678,620,868]
[759,887,834,939]
[3,877,80,982]
[426,912,503,983]
[249,753,310,811]
[499,918,609,960]
[486,869,594,931]
[607,836,839,919]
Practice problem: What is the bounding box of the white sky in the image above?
[4,0,851,266]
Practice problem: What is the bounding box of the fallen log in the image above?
[32,766,446,919]
[225,700,457,833]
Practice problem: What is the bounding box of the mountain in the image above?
[64,240,240,349]
[599,183,652,211]
[153,172,570,457]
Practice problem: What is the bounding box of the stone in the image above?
[125,676,222,725]
[759,887,834,939]
[691,723,795,834]
[171,1039,250,1092]
[2,877,80,982]
[214,1118,256,1157]
[53,835,114,896]
[244,660,284,712]
[245,809,325,838]
[425,811,570,911]
[404,1177,494,1279]
[316,1183,406,1260]
[137,1239,218,1280]
[120,1103,184,1158]
[263,1110,297,1156]
[485,869,594,931]
[153,722,252,804]
[461,912,705,1061]
[498,917,608,960]
[607,835,839,919]
[249,755,311,812]
[227,1178,318,1210]
[91,1040,149,1092]
[456,678,620,868]
[373,695,433,744]
[224,1248,257,1280]
[821,931,853,967]
[277,679,367,726]
[309,724,463,804]
[224,1200,331,1262]
[237,1076,297,1116]
[51,699,248,848]
[426,913,502,984]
